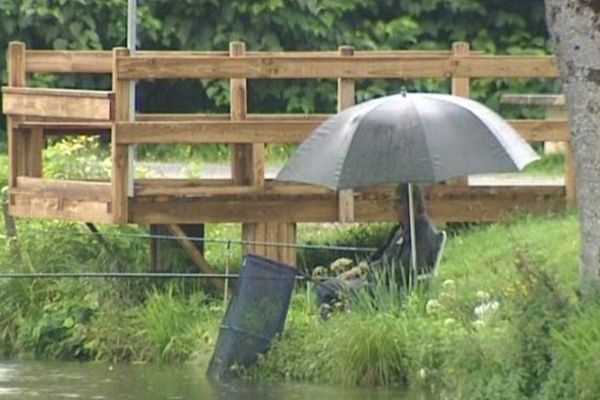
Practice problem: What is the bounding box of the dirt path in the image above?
[138,161,563,187]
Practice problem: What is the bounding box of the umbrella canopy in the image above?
[276,93,539,189]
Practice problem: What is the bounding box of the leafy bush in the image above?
[1,0,552,141]
[539,303,600,400]
[43,136,110,180]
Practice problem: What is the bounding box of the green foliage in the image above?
[538,302,600,400]
[1,211,597,399]
[43,136,110,180]
[296,223,393,272]
[1,0,552,141]
[523,153,564,175]
[138,285,217,362]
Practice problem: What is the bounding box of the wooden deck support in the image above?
[337,46,356,223]
[165,224,223,292]
[7,42,26,191]
[448,42,470,186]
[111,48,130,223]
[149,224,205,271]
[228,42,295,265]
[500,94,576,206]
[1,41,573,266]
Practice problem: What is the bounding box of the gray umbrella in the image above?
[276,92,539,279]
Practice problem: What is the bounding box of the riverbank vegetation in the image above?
[1,208,598,399]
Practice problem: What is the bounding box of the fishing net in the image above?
[207,253,297,380]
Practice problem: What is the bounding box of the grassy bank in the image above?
[248,214,592,399]
[0,139,593,398]
[2,212,599,399]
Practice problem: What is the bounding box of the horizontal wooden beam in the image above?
[115,120,320,144]
[25,50,480,74]
[129,185,565,224]
[510,119,570,142]
[15,121,112,135]
[115,117,568,144]
[454,56,558,78]
[117,55,558,80]
[10,193,112,224]
[135,113,331,122]
[14,177,112,202]
[3,87,112,98]
[2,87,113,120]
[26,50,112,73]
[135,179,333,197]
[165,224,223,291]
[500,94,565,107]
[10,113,568,144]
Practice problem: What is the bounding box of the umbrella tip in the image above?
[400,87,407,97]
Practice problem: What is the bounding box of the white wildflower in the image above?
[425,299,442,315]
[476,290,491,302]
[442,279,456,291]
[474,301,499,320]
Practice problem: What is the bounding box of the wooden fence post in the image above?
[337,46,355,223]
[111,48,130,223]
[7,42,26,190]
[229,42,296,265]
[449,42,470,186]
[24,128,43,177]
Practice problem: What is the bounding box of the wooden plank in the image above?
[25,50,112,73]
[265,221,279,260]
[135,180,332,197]
[117,54,453,79]
[165,224,224,291]
[15,121,111,135]
[116,118,568,144]
[24,128,43,177]
[448,42,471,186]
[7,42,26,189]
[117,54,558,80]
[229,42,265,186]
[23,49,472,75]
[129,185,565,224]
[280,222,296,266]
[2,87,113,120]
[135,113,329,122]
[500,94,565,107]
[136,50,478,58]
[14,177,111,202]
[111,48,130,223]
[2,87,113,98]
[15,133,27,183]
[115,120,317,144]
[228,41,269,259]
[134,114,569,142]
[337,46,355,223]
[509,119,570,142]
[454,56,558,78]
[11,194,112,223]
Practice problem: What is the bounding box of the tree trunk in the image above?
[545,0,600,295]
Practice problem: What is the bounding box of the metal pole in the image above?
[127,0,137,197]
[408,182,417,286]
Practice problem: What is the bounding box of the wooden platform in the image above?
[1,41,574,265]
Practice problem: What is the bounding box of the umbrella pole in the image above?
[408,183,417,288]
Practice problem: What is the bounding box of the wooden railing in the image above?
[2,40,572,264]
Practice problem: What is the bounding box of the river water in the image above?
[0,361,418,399]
